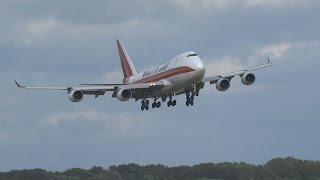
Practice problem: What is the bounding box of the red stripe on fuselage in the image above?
[133,66,195,83]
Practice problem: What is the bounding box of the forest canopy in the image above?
[1,157,320,180]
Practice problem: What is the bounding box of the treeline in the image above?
[1,157,320,180]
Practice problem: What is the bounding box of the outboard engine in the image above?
[241,73,256,85]
[68,90,83,102]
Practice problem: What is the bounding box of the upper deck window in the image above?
[187,54,197,57]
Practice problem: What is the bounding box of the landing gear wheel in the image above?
[173,100,177,106]
[190,101,194,106]
[186,101,189,106]
[157,102,161,108]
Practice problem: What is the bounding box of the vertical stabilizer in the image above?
[117,39,137,83]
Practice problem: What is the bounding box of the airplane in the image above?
[15,39,272,111]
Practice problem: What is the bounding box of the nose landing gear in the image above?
[186,92,194,106]
[186,86,199,107]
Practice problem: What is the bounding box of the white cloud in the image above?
[204,56,244,77]
[20,17,142,46]
[64,18,141,36]
[46,110,148,132]
[172,0,317,11]
[104,113,138,132]
[26,17,60,37]
[175,0,233,10]
[21,17,60,45]
[100,70,123,83]
[253,42,294,59]
[242,0,313,8]
[47,110,105,127]
[250,41,320,63]
[0,128,38,145]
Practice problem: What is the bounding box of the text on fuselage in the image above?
[143,63,169,77]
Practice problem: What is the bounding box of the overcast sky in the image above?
[1,0,320,171]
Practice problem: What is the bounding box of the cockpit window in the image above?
[187,54,197,57]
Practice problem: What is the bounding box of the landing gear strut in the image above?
[161,95,167,102]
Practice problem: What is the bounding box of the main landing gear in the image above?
[140,96,177,111]
[167,97,177,107]
[141,98,162,111]
[141,99,149,111]
[152,98,161,109]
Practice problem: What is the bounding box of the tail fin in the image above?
[117,39,137,83]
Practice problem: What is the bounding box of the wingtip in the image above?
[267,57,272,64]
[14,80,20,87]
[14,80,24,88]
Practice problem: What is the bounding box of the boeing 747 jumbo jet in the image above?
[15,39,272,111]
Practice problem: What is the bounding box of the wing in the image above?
[202,57,272,84]
[14,80,165,98]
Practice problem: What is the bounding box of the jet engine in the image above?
[68,90,83,102]
[216,79,230,91]
[241,73,256,85]
[116,88,132,101]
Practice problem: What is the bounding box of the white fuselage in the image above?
[127,51,205,96]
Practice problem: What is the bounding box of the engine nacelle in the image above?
[68,90,83,102]
[216,79,230,91]
[241,73,256,85]
[116,88,132,101]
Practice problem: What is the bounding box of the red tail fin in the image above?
[117,39,137,83]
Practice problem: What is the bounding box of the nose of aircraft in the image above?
[194,58,205,80]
